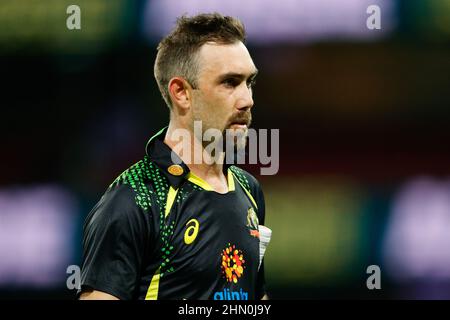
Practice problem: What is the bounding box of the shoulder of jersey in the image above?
[229,165,261,192]
[105,156,169,212]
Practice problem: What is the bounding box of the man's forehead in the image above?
[197,42,257,77]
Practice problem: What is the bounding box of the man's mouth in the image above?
[228,115,251,130]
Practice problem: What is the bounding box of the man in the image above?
[79,13,270,300]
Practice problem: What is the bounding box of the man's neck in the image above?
[164,122,229,193]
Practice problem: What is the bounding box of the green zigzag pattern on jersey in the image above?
[108,156,176,277]
[229,165,251,192]
[108,156,157,211]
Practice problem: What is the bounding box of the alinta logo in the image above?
[220,243,245,283]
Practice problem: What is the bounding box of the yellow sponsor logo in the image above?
[184,218,199,245]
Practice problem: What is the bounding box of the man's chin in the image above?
[226,125,249,139]
[228,124,248,131]
[225,132,248,151]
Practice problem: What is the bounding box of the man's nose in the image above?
[236,83,254,110]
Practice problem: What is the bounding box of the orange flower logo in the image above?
[220,243,245,283]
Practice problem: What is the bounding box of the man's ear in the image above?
[168,77,192,111]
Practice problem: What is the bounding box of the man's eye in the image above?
[247,79,256,88]
[222,78,239,87]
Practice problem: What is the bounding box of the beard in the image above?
[192,107,252,149]
[224,111,252,150]
[224,127,248,150]
[191,97,252,163]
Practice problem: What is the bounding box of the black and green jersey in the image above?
[80,127,267,300]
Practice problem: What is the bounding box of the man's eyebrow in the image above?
[216,69,259,82]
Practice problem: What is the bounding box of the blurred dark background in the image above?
[1,0,450,299]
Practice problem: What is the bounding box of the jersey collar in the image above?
[145,127,190,189]
[145,126,233,189]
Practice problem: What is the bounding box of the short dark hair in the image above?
[154,13,246,108]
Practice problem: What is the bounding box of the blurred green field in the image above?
[263,176,373,291]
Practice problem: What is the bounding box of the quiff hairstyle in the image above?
[154,13,246,109]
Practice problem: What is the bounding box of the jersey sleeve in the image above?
[79,185,151,300]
